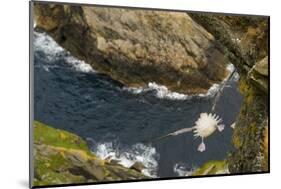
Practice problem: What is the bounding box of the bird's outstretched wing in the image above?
[151,127,194,143]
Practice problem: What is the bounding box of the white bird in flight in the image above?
[154,113,225,152]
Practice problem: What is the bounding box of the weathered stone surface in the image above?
[188,14,269,74]
[253,56,268,77]
[33,2,269,175]
[192,160,229,176]
[33,121,147,187]
[188,13,269,173]
[34,3,228,94]
[130,162,146,172]
[248,56,268,94]
[228,78,268,173]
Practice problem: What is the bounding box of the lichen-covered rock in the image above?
[248,56,268,94]
[33,2,269,175]
[33,121,147,187]
[33,2,228,94]
[192,160,229,176]
[228,78,268,173]
[188,13,269,173]
[188,14,268,73]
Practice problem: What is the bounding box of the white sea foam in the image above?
[148,82,191,100]
[91,141,159,178]
[123,87,147,94]
[226,63,240,81]
[34,31,64,61]
[34,31,96,73]
[34,31,239,96]
[65,56,95,73]
[173,163,197,177]
[123,82,220,100]
[123,63,239,100]
[123,82,191,100]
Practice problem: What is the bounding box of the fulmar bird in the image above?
[153,113,225,152]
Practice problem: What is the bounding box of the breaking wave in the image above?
[34,31,239,100]
[173,163,197,177]
[33,31,64,60]
[123,82,220,100]
[123,82,192,100]
[123,63,239,100]
[87,139,159,178]
[65,56,95,73]
[34,31,95,73]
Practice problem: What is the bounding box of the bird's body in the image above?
[193,113,218,138]
[194,113,224,137]
[193,113,224,152]
[153,113,224,152]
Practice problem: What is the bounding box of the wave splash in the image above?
[123,82,192,100]
[34,31,64,61]
[65,56,94,73]
[34,31,239,99]
[123,63,239,100]
[123,82,219,100]
[87,140,159,178]
[173,162,197,176]
[34,31,95,73]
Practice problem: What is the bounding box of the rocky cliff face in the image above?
[33,2,269,175]
[34,3,228,94]
[189,14,268,73]
[188,13,269,173]
[33,121,147,187]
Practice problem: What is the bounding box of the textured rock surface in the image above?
[192,160,229,176]
[188,13,269,173]
[34,3,228,94]
[228,78,268,173]
[33,121,147,187]
[33,2,269,174]
[248,56,268,94]
[130,162,146,172]
[189,14,268,73]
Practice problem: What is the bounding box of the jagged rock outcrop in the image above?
[33,2,269,174]
[188,14,268,73]
[188,13,269,173]
[248,56,268,94]
[33,121,147,187]
[192,160,229,176]
[33,3,228,94]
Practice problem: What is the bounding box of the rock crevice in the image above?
[188,13,269,172]
[34,3,228,94]
[33,121,147,187]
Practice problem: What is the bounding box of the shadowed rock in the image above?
[33,121,148,187]
[188,13,269,173]
[34,3,228,95]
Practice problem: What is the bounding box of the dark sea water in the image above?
[33,31,243,178]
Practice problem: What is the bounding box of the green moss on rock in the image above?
[34,120,91,153]
[228,78,268,173]
[32,121,148,187]
[187,13,268,173]
[192,160,229,176]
